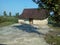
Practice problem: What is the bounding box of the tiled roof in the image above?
[19,8,49,20]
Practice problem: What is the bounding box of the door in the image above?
[29,18,33,24]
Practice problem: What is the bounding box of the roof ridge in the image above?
[24,8,38,10]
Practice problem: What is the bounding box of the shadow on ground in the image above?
[13,23,44,35]
[0,44,6,45]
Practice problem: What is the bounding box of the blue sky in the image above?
[0,0,38,15]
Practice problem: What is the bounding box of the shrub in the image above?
[0,16,18,23]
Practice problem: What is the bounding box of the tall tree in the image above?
[9,12,12,16]
[3,11,7,16]
[32,0,60,23]
[16,13,19,17]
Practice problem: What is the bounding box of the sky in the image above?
[0,0,38,15]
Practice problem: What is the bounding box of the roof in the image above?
[19,8,49,20]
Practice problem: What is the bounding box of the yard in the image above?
[0,23,51,45]
[0,16,60,45]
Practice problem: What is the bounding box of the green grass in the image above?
[48,24,60,32]
[0,22,15,27]
[45,25,60,45]
[0,16,18,27]
[45,34,60,45]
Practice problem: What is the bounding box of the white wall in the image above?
[33,18,48,25]
[24,19,29,24]
[18,19,29,24]
[18,18,48,25]
[18,19,24,24]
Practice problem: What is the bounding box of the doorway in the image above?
[29,18,33,24]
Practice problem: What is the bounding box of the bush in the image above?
[0,16,18,23]
[0,16,18,26]
[0,16,6,23]
[48,16,60,27]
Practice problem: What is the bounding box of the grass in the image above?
[0,16,18,27]
[48,24,60,32]
[45,25,60,45]
[0,22,16,27]
[45,34,60,45]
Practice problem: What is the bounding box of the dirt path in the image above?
[0,23,52,45]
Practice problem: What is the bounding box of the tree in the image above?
[9,12,12,16]
[32,0,60,23]
[3,11,7,16]
[15,13,19,17]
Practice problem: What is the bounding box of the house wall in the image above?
[33,18,48,25]
[18,19,24,24]
[18,19,29,24]
[24,19,29,24]
[18,18,48,25]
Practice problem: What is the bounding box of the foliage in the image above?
[3,11,7,16]
[16,13,19,17]
[0,22,15,27]
[32,0,60,23]
[32,0,60,11]
[44,25,60,45]
[0,16,6,23]
[45,32,60,45]
[9,12,12,16]
[0,11,19,26]
[0,16,18,26]
[48,16,60,27]
[0,16,18,23]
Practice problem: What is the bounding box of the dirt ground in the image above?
[0,23,52,45]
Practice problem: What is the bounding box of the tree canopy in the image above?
[16,13,19,17]
[3,11,7,16]
[9,12,12,16]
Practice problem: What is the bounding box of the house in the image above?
[18,8,49,25]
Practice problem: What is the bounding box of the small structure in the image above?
[18,8,49,25]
